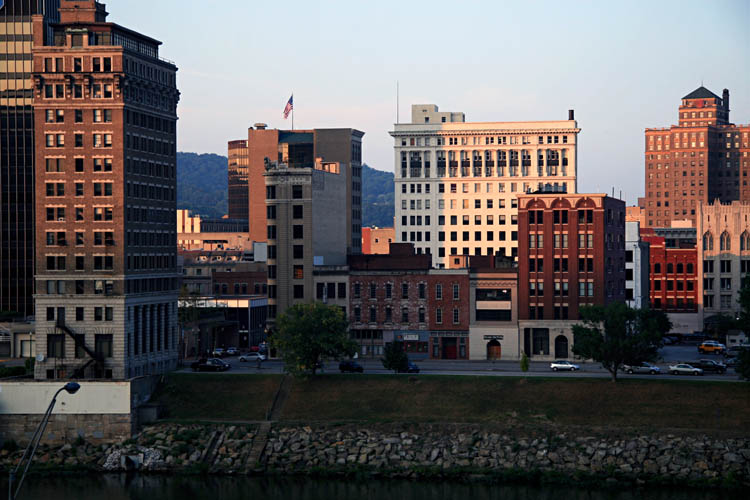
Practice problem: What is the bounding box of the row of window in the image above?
[402,231,519,244]
[43,82,114,99]
[44,279,114,296]
[45,133,112,148]
[45,254,114,271]
[45,206,113,222]
[45,181,113,197]
[46,231,113,247]
[651,280,695,292]
[126,133,175,156]
[42,56,112,73]
[651,262,696,274]
[45,108,112,124]
[529,258,595,273]
[126,182,174,202]
[528,281,596,297]
[703,231,750,252]
[353,305,461,325]
[45,157,113,173]
[45,333,113,360]
[353,282,460,300]
[125,254,175,271]
[403,214,518,227]
[400,135,570,147]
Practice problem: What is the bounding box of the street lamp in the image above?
[8,382,80,500]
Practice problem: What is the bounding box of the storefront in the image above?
[429,331,469,360]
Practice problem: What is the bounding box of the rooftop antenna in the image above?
[396,81,399,124]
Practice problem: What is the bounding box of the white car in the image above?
[225,347,239,356]
[239,352,266,362]
[669,363,703,376]
[550,360,580,371]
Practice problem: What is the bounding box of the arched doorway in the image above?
[554,335,568,359]
[487,340,501,360]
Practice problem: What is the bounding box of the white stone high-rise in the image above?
[391,105,580,268]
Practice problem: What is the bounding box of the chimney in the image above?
[568,109,574,120]
[254,123,267,130]
[722,89,729,112]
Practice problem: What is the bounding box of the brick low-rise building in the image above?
[348,244,470,359]
[32,1,180,379]
[517,192,626,359]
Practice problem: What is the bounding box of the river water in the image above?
[1,475,744,500]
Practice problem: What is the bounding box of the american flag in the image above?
[283,95,293,119]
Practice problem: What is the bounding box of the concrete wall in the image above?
[312,167,347,266]
[0,381,134,444]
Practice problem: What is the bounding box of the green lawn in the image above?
[153,374,750,435]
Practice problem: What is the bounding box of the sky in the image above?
[114,0,750,204]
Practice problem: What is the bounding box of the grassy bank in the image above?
[152,374,750,434]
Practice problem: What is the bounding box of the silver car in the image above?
[550,360,580,371]
[239,352,266,362]
[622,362,661,375]
[669,363,703,376]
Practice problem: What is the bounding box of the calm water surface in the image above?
[3,475,744,500]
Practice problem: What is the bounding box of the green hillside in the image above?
[176,153,395,226]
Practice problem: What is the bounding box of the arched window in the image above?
[741,231,750,251]
[702,232,713,251]
[719,231,730,251]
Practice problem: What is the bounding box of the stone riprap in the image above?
[0,423,747,486]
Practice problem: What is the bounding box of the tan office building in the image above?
[391,104,580,267]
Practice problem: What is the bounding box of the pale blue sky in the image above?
[115,0,750,204]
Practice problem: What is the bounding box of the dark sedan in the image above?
[339,360,364,373]
[190,358,230,372]
[397,361,420,374]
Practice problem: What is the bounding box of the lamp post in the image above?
[8,382,80,500]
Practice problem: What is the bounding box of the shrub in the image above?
[520,352,529,372]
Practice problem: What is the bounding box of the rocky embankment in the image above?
[0,423,747,486]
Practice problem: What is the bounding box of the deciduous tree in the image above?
[381,341,409,373]
[572,303,671,382]
[271,303,356,377]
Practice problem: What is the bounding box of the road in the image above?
[181,345,741,381]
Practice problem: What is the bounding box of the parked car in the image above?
[692,359,727,374]
[239,352,266,362]
[339,360,364,373]
[697,341,726,355]
[724,345,750,358]
[669,363,703,376]
[397,361,420,374]
[550,360,580,371]
[191,358,230,372]
[621,362,661,375]
[225,347,239,356]
[211,347,225,357]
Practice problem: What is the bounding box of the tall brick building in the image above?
[32,1,180,379]
[0,0,60,317]
[244,125,364,254]
[517,192,626,359]
[641,87,750,228]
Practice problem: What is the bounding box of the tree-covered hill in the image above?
[362,164,394,228]
[177,152,228,218]
[177,153,395,226]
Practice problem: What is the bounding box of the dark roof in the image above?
[682,86,720,100]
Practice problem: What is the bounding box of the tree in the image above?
[271,303,356,378]
[572,302,671,382]
[381,341,409,373]
[520,352,529,372]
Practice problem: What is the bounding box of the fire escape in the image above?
[55,318,103,379]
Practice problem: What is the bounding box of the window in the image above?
[292,185,303,199]
[452,284,459,300]
[293,265,304,279]
[95,334,113,358]
[370,306,377,322]
[369,282,377,299]
[401,283,409,299]
[292,225,303,239]
[353,283,361,299]
[293,285,304,298]
[47,335,65,358]
[436,283,442,299]
[453,308,460,324]
[401,307,409,323]
[436,307,443,324]
[292,205,303,219]
[419,283,426,299]
[385,283,392,298]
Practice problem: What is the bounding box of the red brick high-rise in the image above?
[32,1,180,379]
[640,87,750,228]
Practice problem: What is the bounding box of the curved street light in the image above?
[8,382,80,500]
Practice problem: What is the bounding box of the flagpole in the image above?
[291,92,294,130]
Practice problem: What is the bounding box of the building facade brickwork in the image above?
[641,87,750,228]
[31,1,179,379]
